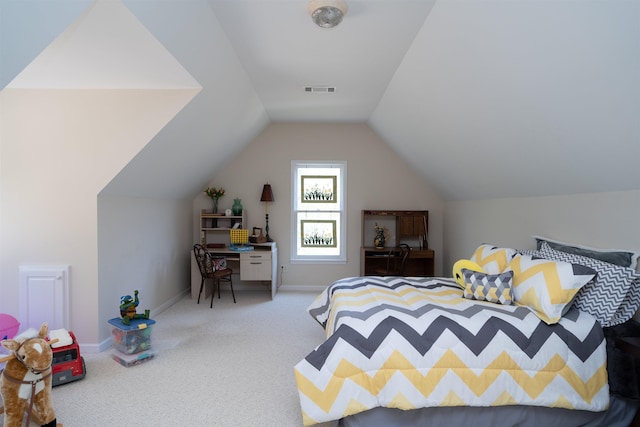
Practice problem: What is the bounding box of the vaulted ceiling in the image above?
[2,0,638,201]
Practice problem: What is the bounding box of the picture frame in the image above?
[301,175,336,203]
[301,220,337,248]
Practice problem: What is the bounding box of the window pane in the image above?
[296,212,341,257]
[295,165,342,210]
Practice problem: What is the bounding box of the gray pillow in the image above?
[538,242,640,327]
[534,235,639,272]
[462,268,514,305]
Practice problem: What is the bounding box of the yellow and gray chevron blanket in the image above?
[295,276,609,426]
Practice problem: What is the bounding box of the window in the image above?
[291,161,346,263]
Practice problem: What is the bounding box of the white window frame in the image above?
[291,160,347,263]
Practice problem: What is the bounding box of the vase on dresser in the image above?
[374,226,389,249]
[232,198,243,216]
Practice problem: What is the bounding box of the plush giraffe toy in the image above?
[0,322,63,427]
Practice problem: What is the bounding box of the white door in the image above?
[19,266,69,331]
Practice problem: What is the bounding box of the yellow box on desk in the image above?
[108,317,156,355]
[230,228,249,245]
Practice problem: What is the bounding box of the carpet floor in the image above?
[39,290,333,427]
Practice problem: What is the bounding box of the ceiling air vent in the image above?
[304,86,336,93]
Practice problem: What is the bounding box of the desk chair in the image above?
[193,244,235,307]
[373,243,411,276]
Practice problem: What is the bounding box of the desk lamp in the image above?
[260,184,274,242]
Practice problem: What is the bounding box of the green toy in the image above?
[119,290,150,326]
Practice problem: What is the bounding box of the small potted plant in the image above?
[204,186,225,213]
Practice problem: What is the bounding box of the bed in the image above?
[295,241,640,426]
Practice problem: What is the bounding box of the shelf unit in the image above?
[361,210,434,277]
[200,210,246,247]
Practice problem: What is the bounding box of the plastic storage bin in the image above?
[111,348,157,367]
[108,317,156,355]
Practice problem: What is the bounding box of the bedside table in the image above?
[617,337,640,358]
[616,337,640,427]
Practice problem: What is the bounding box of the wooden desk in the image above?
[361,247,434,277]
[191,242,278,300]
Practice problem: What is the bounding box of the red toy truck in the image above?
[50,330,86,386]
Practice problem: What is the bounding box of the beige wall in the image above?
[444,190,640,320]
[443,190,640,270]
[0,88,196,348]
[97,195,192,346]
[196,122,446,287]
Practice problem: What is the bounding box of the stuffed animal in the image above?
[452,259,484,288]
[0,322,62,427]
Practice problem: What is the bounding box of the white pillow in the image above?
[509,253,596,324]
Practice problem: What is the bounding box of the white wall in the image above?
[97,195,192,347]
[196,122,446,287]
[0,88,194,346]
[0,0,257,350]
[444,189,640,271]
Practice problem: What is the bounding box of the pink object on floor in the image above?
[0,314,20,340]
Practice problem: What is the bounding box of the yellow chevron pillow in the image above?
[509,254,596,324]
[470,244,517,274]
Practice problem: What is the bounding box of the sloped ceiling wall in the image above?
[0,1,92,89]
[371,0,640,201]
[1,0,269,202]
[103,0,269,199]
[2,0,637,202]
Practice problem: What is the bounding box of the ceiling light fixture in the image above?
[308,0,348,29]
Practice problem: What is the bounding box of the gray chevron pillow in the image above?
[538,242,640,327]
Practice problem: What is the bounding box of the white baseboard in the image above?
[151,288,190,316]
[278,284,327,293]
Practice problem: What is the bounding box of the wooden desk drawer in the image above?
[240,252,272,281]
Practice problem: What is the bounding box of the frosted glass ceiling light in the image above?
[308,0,348,28]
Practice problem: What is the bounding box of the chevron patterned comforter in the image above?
[295,276,609,426]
